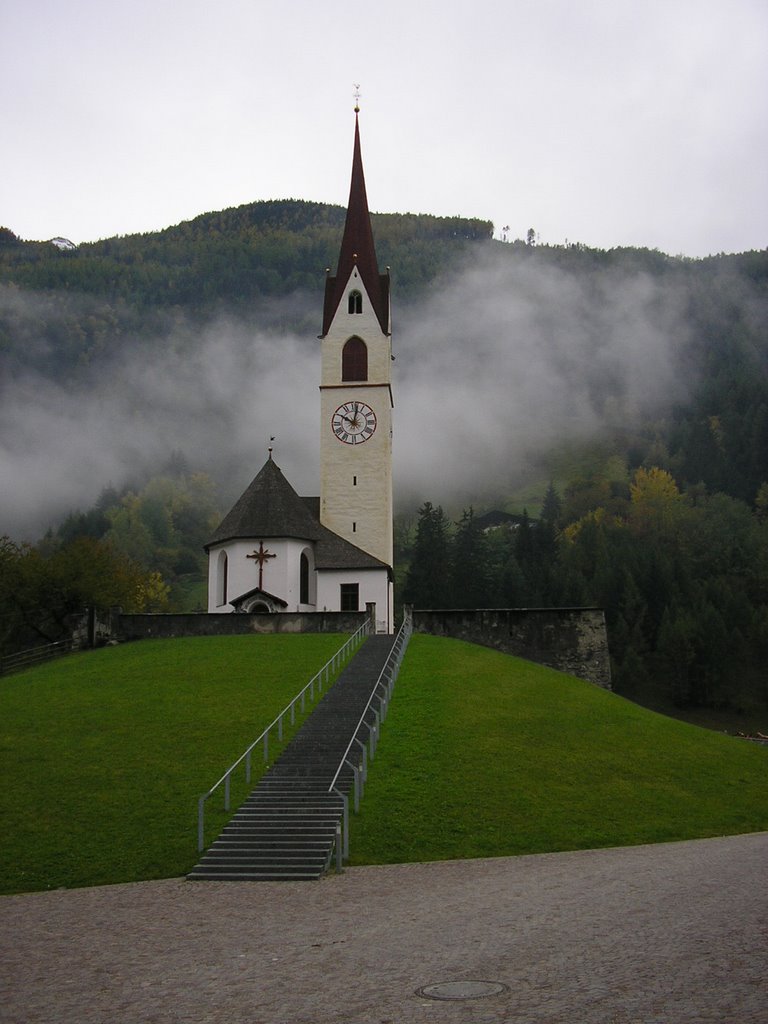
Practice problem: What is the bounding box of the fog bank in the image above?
[1,249,694,540]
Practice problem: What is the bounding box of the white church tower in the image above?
[319,109,393,571]
[206,107,394,630]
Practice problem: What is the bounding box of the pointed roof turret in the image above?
[321,112,390,336]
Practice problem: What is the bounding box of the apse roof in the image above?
[206,457,321,547]
[206,456,389,572]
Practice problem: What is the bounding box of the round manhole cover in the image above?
[416,980,509,1001]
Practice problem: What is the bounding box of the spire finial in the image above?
[353,83,361,113]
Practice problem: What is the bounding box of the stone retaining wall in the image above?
[100,606,610,688]
[412,607,612,688]
[111,610,369,641]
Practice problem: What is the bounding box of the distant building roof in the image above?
[474,510,537,532]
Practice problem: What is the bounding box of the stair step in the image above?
[203,842,330,853]
[188,870,323,881]
[248,798,340,804]
[227,811,340,818]
[196,851,325,860]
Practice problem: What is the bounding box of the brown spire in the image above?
[321,113,390,336]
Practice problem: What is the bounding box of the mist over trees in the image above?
[1,201,767,718]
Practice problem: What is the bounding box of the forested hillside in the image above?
[1,201,767,721]
[0,203,491,380]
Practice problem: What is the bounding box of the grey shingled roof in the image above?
[206,458,322,547]
[207,457,390,572]
[314,521,389,572]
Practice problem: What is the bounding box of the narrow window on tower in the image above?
[340,583,359,611]
[353,476,357,486]
[342,336,368,381]
[348,290,363,314]
[352,522,357,532]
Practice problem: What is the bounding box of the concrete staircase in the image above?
[187,635,394,882]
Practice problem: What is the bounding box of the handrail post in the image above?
[354,737,367,783]
[371,708,380,758]
[345,758,360,813]
[333,788,349,859]
[198,795,206,852]
[224,772,231,811]
[263,729,269,763]
[335,823,343,873]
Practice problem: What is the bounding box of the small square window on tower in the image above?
[340,583,359,611]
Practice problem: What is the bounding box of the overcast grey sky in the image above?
[3,0,767,257]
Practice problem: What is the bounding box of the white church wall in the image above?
[316,568,391,632]
[207,537,315,613]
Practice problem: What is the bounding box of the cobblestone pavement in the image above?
[2,833,766,1024]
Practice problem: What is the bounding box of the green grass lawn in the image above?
[3,633,767,895]
[349,635,768,865]
[0,634,345,894]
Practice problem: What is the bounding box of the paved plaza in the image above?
[2,833,766,1023]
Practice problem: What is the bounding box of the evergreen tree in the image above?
[402,503,452,608]
[449,508,492,608]
[540,480,563,526]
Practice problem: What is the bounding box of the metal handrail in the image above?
[329,608,412,864]
[196,619,371,851]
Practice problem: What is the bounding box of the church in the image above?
[205,110,395,632]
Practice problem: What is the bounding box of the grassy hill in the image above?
[1,634,766,895]
[348,636,768,864]
[0,635,345,895]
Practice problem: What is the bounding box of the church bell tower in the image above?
[319,109,393,570]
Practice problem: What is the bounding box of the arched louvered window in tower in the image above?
[342,336,368,381]
[348,290,363,314]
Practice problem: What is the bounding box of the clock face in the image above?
[331,401,377,445]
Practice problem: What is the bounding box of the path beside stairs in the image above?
[187,634,394,882]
